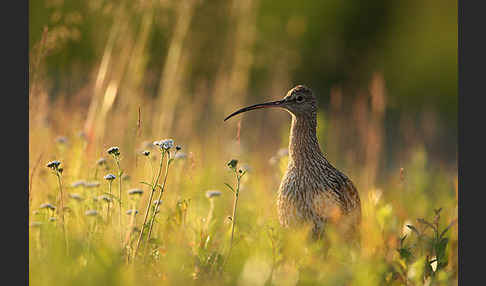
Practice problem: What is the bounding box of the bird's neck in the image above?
[288,114,324,166]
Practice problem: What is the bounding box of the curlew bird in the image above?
[224,85,361,239]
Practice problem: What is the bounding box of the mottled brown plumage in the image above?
[225,85,361,239]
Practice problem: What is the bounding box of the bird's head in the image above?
[224,85,317,121]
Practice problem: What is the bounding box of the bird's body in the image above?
[225,85,361,239]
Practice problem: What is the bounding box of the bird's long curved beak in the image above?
[224,100,285,121]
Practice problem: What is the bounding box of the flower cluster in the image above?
[39,203,56,210]
[71,180,86,188]
[69,193,84,201]
[227,159,238,170]
[85,181,100,188]
[206,190,222,199]
[153,139,174,151]
[175,153,187,160]
[46,160,61,170]
[107,146,120,157]
[128,189,143,196]
[96,158,107,166]
[99,195,112,202]
[55,136,68,144]
[104,174,116,181]
[85,210,98,217]
[126,209,139,215]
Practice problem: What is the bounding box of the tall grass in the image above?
[29,2,457,285]
[29,91,458,285]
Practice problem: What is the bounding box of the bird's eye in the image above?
[296,96,304,103]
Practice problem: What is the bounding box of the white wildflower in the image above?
[206,190,222,199]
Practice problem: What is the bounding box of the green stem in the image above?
[133,151,166,260]
[224,170,245,269]
[107,182,112,220]
[56,172,68,252]
[146,151,172,246]
[229,175,241,252]
[116,159,123,248]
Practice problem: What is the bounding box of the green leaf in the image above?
[440,218,457,238]
[417,218,437,232]
[407,224,420,236]
[224,183,235,193]
[435,237,449,260]
[397,247,413,261]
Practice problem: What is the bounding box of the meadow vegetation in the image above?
[29,1,457,285]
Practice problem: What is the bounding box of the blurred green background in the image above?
[29,0,457,170]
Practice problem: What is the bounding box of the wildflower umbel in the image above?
[85,210,98,216]
[99,195,112,202]
[104,174,116,181]
[126,209,139,215]
[153,139,174,150]
[227,159,238,170]
[175,152,187,159]
[46,160,61,170]
[30,222,42,228]
[85,181,100,188]
[56,136,68,144]
[206,190,222,199]
[71,180,86,188]
[39,203,56,210]
[69,193,84,201]
[128,189,143,196]
[107,146,120,156]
